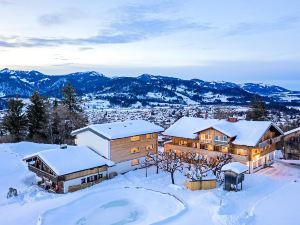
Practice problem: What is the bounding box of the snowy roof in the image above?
[284,127,300,136]
[221,162,249,174]
[163,117,283,147]
[71,120,164,140]
[24,146,114,176]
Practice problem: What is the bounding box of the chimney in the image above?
[60,144,67,149]
[227,117,238,123]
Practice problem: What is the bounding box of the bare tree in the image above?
[184,153,232,185]
[147,151,164,174]
[160,150,184,184]
[139,154,153,177]
[185,154,211,182]
[208,154,232,182]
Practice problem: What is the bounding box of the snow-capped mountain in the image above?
[0,68,299,107]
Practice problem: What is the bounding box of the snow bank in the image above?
[40,188,185,225]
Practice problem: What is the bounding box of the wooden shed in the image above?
[221,162,248,191]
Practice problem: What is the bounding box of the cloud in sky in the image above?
[0,0,300,88]
[38,13,66,26]
[226,16,300,36]
[0,19,212,47]
[0,0,13,6]
[37,8,85,26]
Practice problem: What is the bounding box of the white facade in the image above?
[248,151,275,173]
[63,171,108,193]
[75,130,110,159]
[108,156,146,174]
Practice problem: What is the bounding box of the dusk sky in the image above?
[0,0,300,90]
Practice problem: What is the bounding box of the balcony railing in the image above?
[28,164,60,182]
[258,135,282,148]
[164,143,248,163]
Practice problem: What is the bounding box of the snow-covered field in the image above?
[1,142,300,225]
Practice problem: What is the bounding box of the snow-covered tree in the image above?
[27,91,50,141]
[160,150,184,184]
[2,98,27,141]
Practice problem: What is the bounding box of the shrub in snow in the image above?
[7,187,18,198]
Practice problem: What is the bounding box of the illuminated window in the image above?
[179,140,187,145]
[236,149,248,156]
[201,133,212,140]
[130,147,140,154]
[131,159,139,166]
[146,144,154,150]
[146,134,154,139]
[131,136,140,141]
[222,146,228,153]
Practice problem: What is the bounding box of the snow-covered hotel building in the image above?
[24,120,164,193]
[71,120,164,174]
[163,117,283,173]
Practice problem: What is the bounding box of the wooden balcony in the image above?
[258,135,283,148]
[164,143,248,163]
[28,164,62,182]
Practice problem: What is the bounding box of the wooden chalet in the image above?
[283,127,300,159]
[23,146,114,193]
[163,117,283,173]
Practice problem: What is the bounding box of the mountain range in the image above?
[0,68,299,108]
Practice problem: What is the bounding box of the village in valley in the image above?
[0,83,300,225]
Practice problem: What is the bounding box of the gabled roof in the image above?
[284,127,300,136]
[23,146,114,176]
[71,120,164,140]
[163,117,283,147]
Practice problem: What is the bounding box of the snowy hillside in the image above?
[0,68,299,108]
[1,142,300,225]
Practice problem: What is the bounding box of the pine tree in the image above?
[246,95,267,121]
[2,98,27,141]
[27,91,49,141]
[55,83,88,143]
[61,83,82,113]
